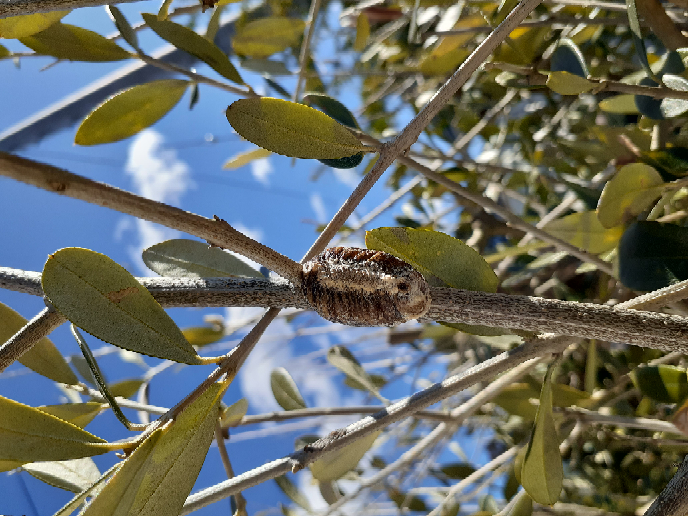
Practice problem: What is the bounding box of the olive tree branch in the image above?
[0,152,302,285]
[0,303,66,372]
[181,334,569,513]
[4,268,688,352]
[0,0,142,18]
[292,0,323,102]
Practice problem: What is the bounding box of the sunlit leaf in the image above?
[619,221,688,290]
[520,365,562,505]
[226,97,369,159]
[327,345,385,402]
[598,95,639,114]
[366,227,499,292]
[630,365,688,403]
[42,247,204,364]
[23,457,101,492]
[310,430,381,481]
[0,395,118,463]
[597,163,664,228]
[270,367,307,411]
[354,13,370,52]
[80,380,227,516]
[38,402,104,428]
[142,14,243,84]
[232,17,305,58]
[75,80,188,145]
[543,211,623,254]
[142,238,263,278]
[546,71,593,95]
[0,301,78,385]
[0,11,68,38]
[182,325,224,347]
[223,147,272,169]
[108,379,145,399]
[20,23,130,61]
[221,398,248,427]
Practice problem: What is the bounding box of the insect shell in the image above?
[301,247,431,327]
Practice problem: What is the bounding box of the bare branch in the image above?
[0,304,66,373]
[0,0,142,18]
[181,334,569,513]
[0,153,303,284]
[644,456,688,516]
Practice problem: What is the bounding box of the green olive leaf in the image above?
[0,301,78,385]
[327,345,386,403]
[0,11,69,38]
[543,211,623,254]
[75,80,189,145]
[20,23,130,61]
[232,17,305,58]
[597,163,664,228]
[223,147,272,169]
[142,14,243,84]
[0,395,119,463]
[142,238,263,278]
[38,402,104,428]
[107,6,140,51]
[80,380,227,516]
[42,247,204,365]
[270,367,307,411]
[546,71,593,95]
[221,398,248,427]
[226,97,369,159]
[520,365,563,505]
[310,430,381,482]
[23,457,101,492]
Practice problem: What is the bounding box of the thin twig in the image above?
[0,304,66,373]
[292,0,323,102]
[0,153,302,285]
[215,421,248,516]
[181,334,570,513]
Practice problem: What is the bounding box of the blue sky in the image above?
[0,4,494,515]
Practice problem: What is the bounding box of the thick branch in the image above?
[0,0,141,17]
[5,268,688,352]
[0,153,302,284]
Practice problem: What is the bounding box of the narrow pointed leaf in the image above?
[544,211,623,254]
[223,147,272,169]
[597,163,664,228]
[275,475,312,511]
[0,301,78,385]
[42,248,203,364]
[108,379,145,399]
[310,430,381,481]
[327,345,385,402]
[0,11,68,38]
[75,80,188,145]
[20,23,130,61]
[72,325,133,429]
[270,367,307,411]
[81,380,227,516]
[107,6,139,51]
[23,457,101,492]
[599,95,639,114]
[354,13,370,51]
[54,462,121,516]
[630,365,688,403]
[520,366,563,505]
[546,71,593,95]
[232,17,305,57]
[226,97,369,159]
[142,238,263,278]
[0,395,118,463]
[142,14,243,84]
[182,325,224,347]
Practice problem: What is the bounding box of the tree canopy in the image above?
[3,0,688,515]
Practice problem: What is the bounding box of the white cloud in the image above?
[251,157,273,186]
[332,167,360,189]
[121,129,194,274]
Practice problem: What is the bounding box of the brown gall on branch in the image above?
[301,247,431,326]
